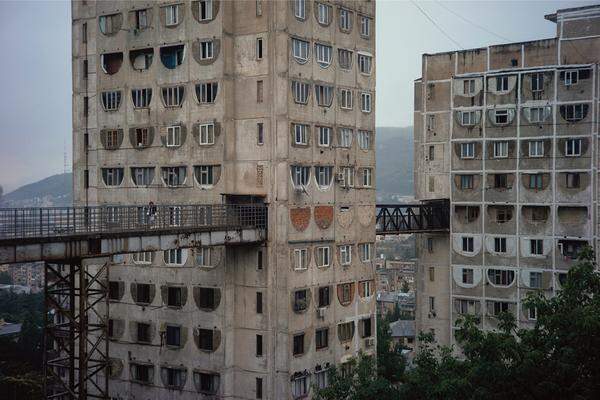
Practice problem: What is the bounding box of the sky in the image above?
[0,0,597,193]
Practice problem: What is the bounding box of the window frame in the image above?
[565,138,582,157]
[460,142,475,159]
[493,141,509,159]
[528,140,544,157]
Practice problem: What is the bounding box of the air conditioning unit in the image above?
[317,307,326,319]
[365,338,375,347]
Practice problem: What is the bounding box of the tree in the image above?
[376,317,406,383]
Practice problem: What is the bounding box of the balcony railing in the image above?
[0,204,267,241]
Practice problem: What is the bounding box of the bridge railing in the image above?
[0,204,267,240]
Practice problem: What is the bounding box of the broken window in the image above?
[131,167,154,186]
[101,91,121,111]
[198,123,215,145]
[101,168,124,187]
[291,165,310,188]
[315,166,333,188]
[292,81,310,104]
[132,88,152,108]
[165,4,180,26]
[130,48,153,71]
[166,125,181,147]
[360,92,371,112]
[338,49,353,69]
[160,44,185,69]
[358,53,372,74]
[162,86,185,107]
[195,82,218,103]
[292,38,309,63]
[199,0,213,21]
[100,52,123,75]
[162,166,187,187]
[565,138,582,156]
[197,329,215,351]
[195,165,215,186]
[315,43,332,67]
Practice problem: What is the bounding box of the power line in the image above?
[435,1,514,43]
[410,0,464,50]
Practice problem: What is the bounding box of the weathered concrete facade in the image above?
[71,1,376,398]
[414,5,600,348]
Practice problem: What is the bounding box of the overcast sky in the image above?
[0,0,596,192]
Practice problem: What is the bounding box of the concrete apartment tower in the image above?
[71,0,376,398]
[414,5,600,347]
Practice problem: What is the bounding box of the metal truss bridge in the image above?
[0,200,448,399]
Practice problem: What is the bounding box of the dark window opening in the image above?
[130,48,153,71]
[198,328,214,351]
[256,334,263,356]
[199,287,216,309]
[137,322,151,343]
[566,173,580,189]
[167,286,182,307]
[101,52,123,75]
[256,292,263,314]
[256,377,263,399]
[293,290,308,312]
[361,318,372,337]
[160,44,185,69]
[198,372,218,394]
[318,286,330,307]
[166,325,181,347]
[137,283,151,304]
[315,328,328,350]
[108,281,120,300]
[494,174,507,189]
[293,333,304,355]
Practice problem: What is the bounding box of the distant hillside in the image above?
[0,173,72,208]
[376,127,413,202]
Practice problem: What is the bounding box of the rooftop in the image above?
[390,320,416,338]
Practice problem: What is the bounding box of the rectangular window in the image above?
[256,80,263,103]
[318,286,330,307]
[105,130,119,149]
[428,267,435,282]
[528,140,544,157]
[358,130,371,150]
[341,167,354,187]
[199,123,215,145]
[82,22,87,43]
[340,245,352,265]
[564,70,578,86]
[257,250,263,270]
[530,107,544,123]
[199,0,213,21]
[256,37,263,60]
[135,9,149,30]
[360,92,372,112]
[565,138,582,156]
[564,104,584,121]
[293,123,308,145]
[493,141,509,158]
[292,375,308,398]
[197,329,214,351]
[294,248,308,270]
[291,165,310,187]
[137,322,151,342]
[428,145,435,161]
[132,88,152,108]
[315,328,328,350]
[292,38,309,62]
[102,168,123,186]
[200,41,214,60]
[361,280,373,297]
[531,73,544,92]
[196,247,211,266]
[358,54,372,74]
[293,333,305,355]
[198,288,216,309]
[530,239,543,255]
[530,271,542,289]
[256,334,263,356]
[528,174,543,190]
[494,173,508,189]
[257,123,264,145]
[494,109,509,125]
[256,292,263,314]
[463,79,475,95]
[338,321,354,341]
[165,248,184,265]
[318,126,331,147]
[166,5,179,26]
[462,237,474,253]
[339,8,351,30]
[133,364,151,383]
[315,166,332,188]
[566,173,580,189]
[461,111,477,126]
[291,81,310,104]
[361,168,372,188]
[101,91,121,111]
[316,247,330,268]
[429,296,435,312]
[462,268,474,284]
[427,114,435,130]
[494,237,507,253]
[340,88,353,109]
[256,377,263,399]
[460,143,475,159]
[315,85,333,107]
[359,243,371,262]
[427,238,433,252]
[339,128,353,147]
[338,49,353,69]
[166,125,181,147]
[196,165,214,186]
[166,325,181,346]
[196,82,218,104]
[256,0,262,16]
[162,86,184,107]
[360,15,371,37]
[294,0,306,20]
[168,206,182,226]
[317,3,331,24]
[460,175,474,190]
[528,307,537,320]
[315,43,332,67]
[496,76,509,92]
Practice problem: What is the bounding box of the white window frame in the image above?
[528,140,544,157]
[196,165,214,186]
[292,375,308,398]
[340,245,352,265]
[315,43,332,67]
[294,124,309,145]
[528,307,537,320]
[132,167,153,186]
[294,248,308,270]
[496,75,509,92]
[292,39,309,63]
[565,138,582,157]
[493,141,509,159]
[292,81,309,104]
[102,91,121,111]
[315,85,333,107]
[132,252,153,265]
[199,0,213,21]
[316,246,330,267]
[132,88,152,108]
[494,109,509,125]
[196,82,218,104]
[339,8,351,30]
[564,104,584,121]
[362,168,372,187]
[529,271,542,289]
[360,92,371,113]
[103,168,123,187]
[530,239,544,256]
[460,142,475,159]
[360,15,371,37]
[318,126,331,147]
[168,206,182,227]
[339,128,353,148]
[163,167,186,187]
[163,86,183,107]
[531,73,544,92]
[196,247,212,266]
[493,237,507,253]
[315,166,333,188]
[166,125,182,147]
[358,130,371,150]
[294,0,306,20]
[361,280,373,297]
[341,167,354,188]
[359,243,371,262]
[317,3,331,25]
[165,248,184,266]
[460,111,476,126]
[462,237,474,253]
[200,41,214,60]
[358,54,372,75]
[529,107,544,123]
[165,4,179,26]
[291,166,310,188]
[340,89,353,110]
[199,123,215,145]
[564,70,578,86]
[463,79,476,95]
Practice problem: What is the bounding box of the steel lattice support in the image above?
[376,199,450,235]
[44,259,109,400]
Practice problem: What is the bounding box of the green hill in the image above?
[0,173,72,208]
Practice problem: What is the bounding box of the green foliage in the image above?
[316,248,600,400]
[377,317,406,383]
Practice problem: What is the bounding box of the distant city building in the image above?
[0,320,22,340]
[377,290,415,317]
[414,5,600,347]
[389,319,415,349]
